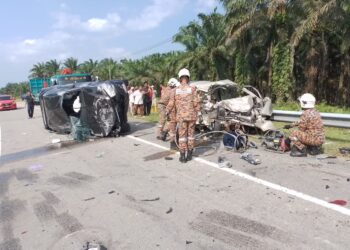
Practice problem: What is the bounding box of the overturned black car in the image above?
[39,80,130,139]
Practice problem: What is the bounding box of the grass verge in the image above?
[274,102,350,114]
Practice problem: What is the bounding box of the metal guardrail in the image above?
[271,110,350,129]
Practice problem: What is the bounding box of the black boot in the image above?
[179,152,187,163]
[157,131,166,140]
[307,146,323,156]
[187,149,193,161]
[290,146,307,157]
[161,131,168,141]
[170,141,177,150]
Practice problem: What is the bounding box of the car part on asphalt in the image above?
[39,80,130,138]
[339,147,350,155]
[222,130,248,151]
[261,130,288,153]
[240,153,261,165]
[218,156,232,168]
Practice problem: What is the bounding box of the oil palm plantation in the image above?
[63,57,79,72]
[79,59,99,75]
[45,59,60,77]
[30,63,46,78]
[173,10,229,80]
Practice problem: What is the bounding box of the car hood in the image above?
[190,80,238,93]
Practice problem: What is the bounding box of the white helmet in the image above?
[168,78,179,87]
[178,68,190,78]
[299,93,316,109]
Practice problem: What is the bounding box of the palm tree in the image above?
[45,59,60,77]
[30,63,46,78]
[97,58,120,80]
[79,59,99,75]
[173,10,229,80]
[63,57,79,72]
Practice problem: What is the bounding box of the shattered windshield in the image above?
[57,75,92,85]
[210,85,239,102]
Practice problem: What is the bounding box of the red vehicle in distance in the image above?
[0,95,17,111]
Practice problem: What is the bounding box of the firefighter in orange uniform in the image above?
[167,68,200,163]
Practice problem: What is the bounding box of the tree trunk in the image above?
[267,41,274,97]
[318,32,328,102]
[304,37,319,94]
[338,50,350,106]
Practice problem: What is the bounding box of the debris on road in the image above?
[164,157,173,160]
[339,147,350,155]
[83,197,95,201]
[52,138,61,144]
[316,154,337,160]
[329,200,347,206]
[29,164,44,171]
[240,153,261,165]
[166,207,173,214]
[141,197,160,202]
[185,240,193,245]
[108,191,115,194]
[325,185,330,189]
[134,144,140,146]
[217,156,232,168]
[96,152,105,158]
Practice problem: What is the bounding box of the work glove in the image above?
[283,124,293,129]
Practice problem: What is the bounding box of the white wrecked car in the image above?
[191,80,275,132]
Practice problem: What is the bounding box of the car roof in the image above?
[190,79,238,92]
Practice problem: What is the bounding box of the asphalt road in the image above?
[0,104,350,250]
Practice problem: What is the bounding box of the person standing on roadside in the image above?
[157,78,178,142]
[167,69,200,163]
[133,87,144,116]
[142,81,151,116]
[128,87,135,116]
[25,91,35,119]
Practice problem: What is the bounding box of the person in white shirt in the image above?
[133,87,144,116]
[128,87,135,116]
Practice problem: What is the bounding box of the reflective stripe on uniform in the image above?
[176,88,192,95]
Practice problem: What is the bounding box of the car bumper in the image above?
[0,104,17,110]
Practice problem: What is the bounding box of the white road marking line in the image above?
[127,135,350,217]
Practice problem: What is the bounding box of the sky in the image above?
[0,0,222,86]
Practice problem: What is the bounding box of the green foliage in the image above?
[272,43,292,102]
[234,52,248,86]
[0,82,29,98]
[24,0,350,108]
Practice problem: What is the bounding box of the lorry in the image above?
[29,78,51,104]
[29,73,92,104]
